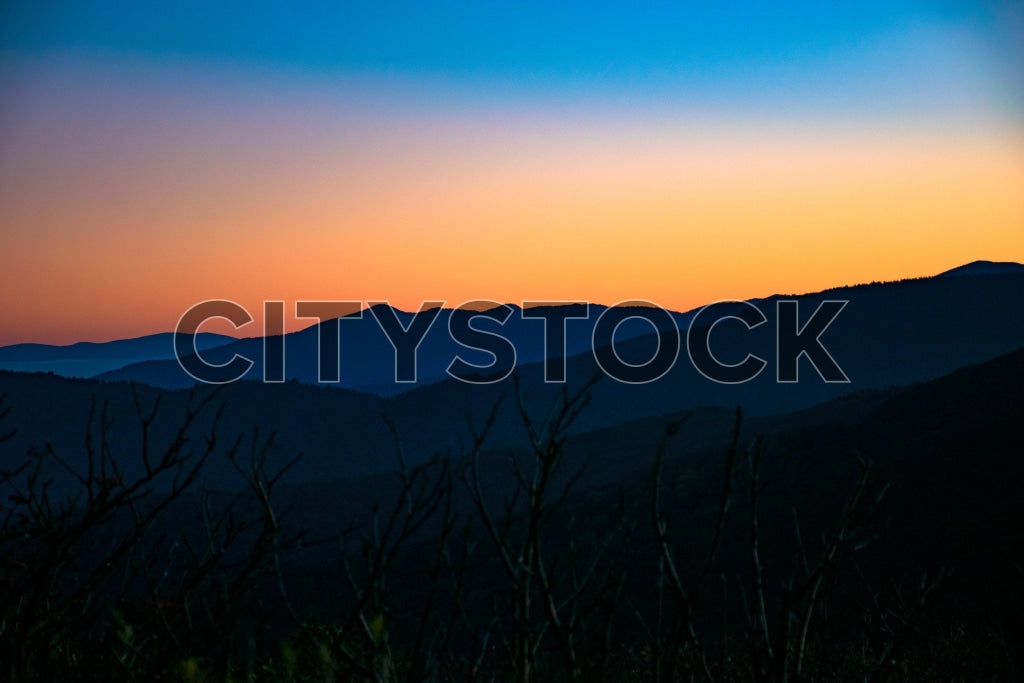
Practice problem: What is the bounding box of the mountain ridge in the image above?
[3,261,1021,390]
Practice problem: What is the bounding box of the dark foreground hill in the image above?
[1,340,1022,679]
[272,346,1024,678]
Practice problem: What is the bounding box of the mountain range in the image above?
[3,260,1021,402]
[1,260,1021,489]
[2,260,1023,677]
[0,332,236,378]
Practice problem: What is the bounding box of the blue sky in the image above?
[1,1,1022,344]
[2,1,1022,118]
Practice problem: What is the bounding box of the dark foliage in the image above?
[2,347,1023,680]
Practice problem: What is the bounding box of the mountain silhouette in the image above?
[94,303,695,393]
[2,262,1021,491]
[937,259,1024,277]
[0,332,236,378]
[86,263,1024,400]
[2,264,1022,491]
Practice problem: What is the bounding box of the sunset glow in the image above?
[2,3,1022,345]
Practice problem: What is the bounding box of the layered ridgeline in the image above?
[0,332,236,378]
[2,316,1023,621]
[93,303,696,394]
[3,280,1023,677]
[90,262,1024,421]
[0,262,1021,488]
[84,261,1024,398]
[3,261,1021,402]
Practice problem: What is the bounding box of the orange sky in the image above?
[1,62,1023,345]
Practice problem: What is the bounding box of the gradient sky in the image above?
[1,1,1023,345]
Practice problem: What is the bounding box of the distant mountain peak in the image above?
[937,260,1024,277]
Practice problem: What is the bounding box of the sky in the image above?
[1,1,1022,345]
